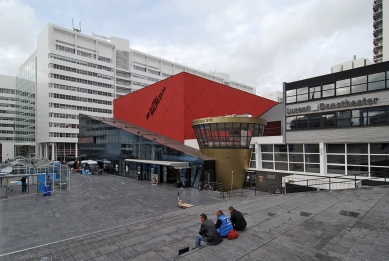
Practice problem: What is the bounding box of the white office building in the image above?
[0,75,16,161]
[10,23,255,161]
[373,0,389,63]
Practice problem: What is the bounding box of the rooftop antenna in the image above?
[72,19,81,32]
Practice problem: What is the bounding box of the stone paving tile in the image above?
[1,176,389,261]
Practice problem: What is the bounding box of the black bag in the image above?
[178,246,189,255]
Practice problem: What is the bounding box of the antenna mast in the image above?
[72,19,81,32]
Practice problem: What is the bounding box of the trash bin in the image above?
[198,182,203,191]
[175,182,182,188]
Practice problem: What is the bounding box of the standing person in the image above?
[20,176,27,192]
[193,213,222,249]
[215,210,234,237]
[229,206,247,231]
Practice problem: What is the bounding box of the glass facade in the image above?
[193,122,265,148]
[15,58,36,143]
[261,144,320,173]
[286,106,389,130]
[286,71,389,104]
[78,115,206,187]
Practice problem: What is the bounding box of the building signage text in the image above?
[192,118,214,125]
[146,86,166,120]
[287,97,379,115]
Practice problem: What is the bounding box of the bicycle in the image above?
[202,183,214,191]
[268,186,284,194]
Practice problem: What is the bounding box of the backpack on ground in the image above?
[227,229,239,240]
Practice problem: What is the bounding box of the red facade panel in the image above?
[114,72,277,143]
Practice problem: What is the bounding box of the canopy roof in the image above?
[125,159,191,169]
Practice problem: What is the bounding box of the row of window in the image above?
[49,83,113,97]
[286,106,389,130]
[0,117,15,121]
[0,137,14,140]
[133,65,146,72]
[56,44,112,64]
[0,110,16,114]
[194,123,265,148]
[260,143,389,176]
[0,103,15,108]
[49,73,114,89]
[162,72,172,78]
[0,88,15,94]
[132,81,148,87]
[132,73,159,82]
[49,64,113,81]
[49,93,112,105]
[0,123,14,128]
[49,54,114,72]
[0,130,14,134]
[148,69,160,76]
[0,96,16,101]
[49,132,79,138]
[49,102,112,114]
[286,71,389,104]
[49,113,79,119]
[49,122,79,129]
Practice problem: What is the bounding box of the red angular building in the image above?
[114,72,277,143]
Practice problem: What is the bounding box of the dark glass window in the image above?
[305,144,319,153]
[305,164,320,173]
[289,153,304,162]
[289,144,303,152]
[336,111,351,127]
[370,143,389,154]
[305,154,320,163]
[370,155,389,166]
[262,162,274,169]
[261,144,273,152]
[352,109,368,126]
[327,165,345,174]
[347,166,368,176]
[370,167,389,178]
[275,153,288,161]
[322,113,335,127]
[368,107,388,125]
[261,153,273,161]
[347,155,368,165]
[275,145,287,152]
[347,143,368,154]
[327,154,345,164]
[327,144,345,153]
[275,162,288,170]
[289,162,304,171]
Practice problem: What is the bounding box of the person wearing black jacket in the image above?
[229,206,247,231]
[193,213,222,249]
[20,176,27,192]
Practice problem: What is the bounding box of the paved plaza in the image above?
[0,173,389,260]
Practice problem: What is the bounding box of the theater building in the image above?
[79,72,277,189]
[250,61,389,185]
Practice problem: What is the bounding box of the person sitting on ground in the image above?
[215,210,234,237]
[229,206,247,231]
[193,213,222,249]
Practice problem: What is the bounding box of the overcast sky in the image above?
[0,0,373,95]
